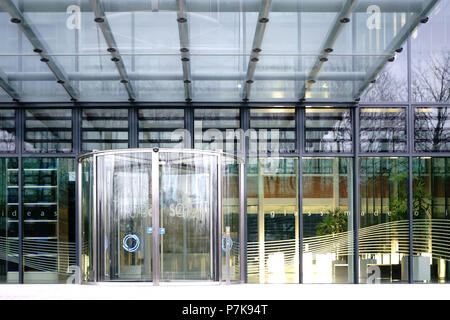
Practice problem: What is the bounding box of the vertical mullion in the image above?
[129,107,137,148]
[298,157,303,284]
[241,106,249,283]
[184,106,194,149]
[17,107,23,284]
[353,106,360,283]
[73,108,80,155]
[407,36,414,283]
[297,105,303,284]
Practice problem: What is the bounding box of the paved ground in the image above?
[0,283,449,300]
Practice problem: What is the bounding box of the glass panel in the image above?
[415,107,450,152]
[360,46,408,103]
[302,158,354,283]
[360,108,407,153]
[305,108,352,153]
[22,158,76,283]
[97,153,153,281]
[159,152,217,281]
[250,108,296,154]
[194,108,240,152]
[81,108,129,151]
[247,158,299,283]
[24,109,72,153]
[412,0,450,103]
[81,156,94,282]
[0,109,16,153]
[0,158,19,283]
[138,109,185,149]
[359,157,409,284]
[222,156,241,282]
[413,158,450,283]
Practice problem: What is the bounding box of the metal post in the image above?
[217,152,223,283]
[239,161,246,283]
[92,154,98,282]
[225,226,231,285]
[151,149,160,285]
[353,106,360,283]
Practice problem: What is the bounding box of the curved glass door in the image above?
[79,149,243,283]
[98,152,153,281]
[159,152,217,281]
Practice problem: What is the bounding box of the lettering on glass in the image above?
[367,5,381,30]
[66,5,81,30]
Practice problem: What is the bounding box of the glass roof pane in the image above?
[135,80,185,101]
[251,80,297,101]
[0,0,439,103]
[133,11,180,54]
[189,11,243,54]
[77,80,129,101]
[261,12,299,54]
[12,80,70,101]
[192,80,241,101]
[299,12,339,53]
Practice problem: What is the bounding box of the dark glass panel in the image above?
[413,157,450,283]
[0,109,16,153]
[250,109,296,154]
[302,157,353,284]
[22,158,76,283]
[305,108,352,153]
[82,109,129,151]
[194,108,240,152]
[0,158,19,283]
[360,108,407,153]
[24,109,72,153]
[138,108,185,148]
[415,107,450,152]
[359,157,409,284]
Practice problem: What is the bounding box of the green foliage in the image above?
[316,208,348,236]
[389,176,432,221]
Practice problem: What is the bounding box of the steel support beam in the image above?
[0,0,79,101]
[6,71,368,82]
[8,0,425,13]
[299,0,359,101]
[0,68,20,101]
[176,0,192,102]
[354,0,440,99]
[90,0,136,102]
[242,0,272,101]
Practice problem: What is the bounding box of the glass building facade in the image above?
[0,0,449,284]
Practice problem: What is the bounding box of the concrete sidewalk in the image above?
[0,283,449,300]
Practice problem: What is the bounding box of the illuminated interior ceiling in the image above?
[0,0,440,103]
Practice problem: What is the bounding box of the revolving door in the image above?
[79,149,244,284]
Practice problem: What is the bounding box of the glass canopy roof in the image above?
[0,0,439,103]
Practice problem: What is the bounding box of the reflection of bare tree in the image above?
[412,52,450,102]
[415,107,450,151]
[361,70,407,102]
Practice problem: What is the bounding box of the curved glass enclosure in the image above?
[79,149,243,284]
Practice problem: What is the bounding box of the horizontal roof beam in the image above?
[7,71,367,82]
[8,0,425,13]
[0,0,79,101]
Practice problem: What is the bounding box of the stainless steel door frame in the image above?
[152,149,160,286]
[78,148,243,285]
